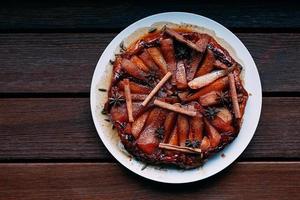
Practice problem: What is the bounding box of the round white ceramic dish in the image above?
[90,12,262,184]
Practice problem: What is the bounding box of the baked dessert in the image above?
[102,24,248,168]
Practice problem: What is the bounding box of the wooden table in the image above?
[1,1,299,199]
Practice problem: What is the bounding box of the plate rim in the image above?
[90,12,262,184]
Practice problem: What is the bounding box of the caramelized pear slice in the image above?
[196,49,215,76]
[139,50,160,71]
[132,102,149,119]
[163,112,177,143]
[214,59,228,69]
[130,94,148,101]
[136,108,167,154]
[177,114,190,147]
[121,58,147,81]
[184,76,228,102]
[200,136,210,151]
[110,104,128,123]
[204,118,221,148]
[131,111,150,139]
[189,113,204,141]
[130,55,149,72]
[186,51,202,81]
[211,107,234,133]
[160,38,176,84]
[168,125,178,146]
[147,47,168,75]
[188,68,231,90]
[175,60,188,89]
[195,36,209,53]
[199,91,220,106]
[119,80,151,94]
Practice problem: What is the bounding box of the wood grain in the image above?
[0,33,111,93]
[0,162,299,200]
[238,33,300,92]
[0,97,299,161]
[0,98,105,160]
[0,33,299,93]
[1,0,299,30]
[1,2,298,199]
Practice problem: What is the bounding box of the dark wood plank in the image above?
[0,162,299,199]
[237,33,300,92]
[245,97,300,159]
[0,33,111,93]
[0,98,105,160]
[0,97,299,160]
[0,33,299,93]
[1,0,299,30]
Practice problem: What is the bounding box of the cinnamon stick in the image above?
[164,27,203,52]
[159,143,202,154]
[142,72,172,106]
[153,100,197,117]
[228,73,241,119]
[124,79,134,122]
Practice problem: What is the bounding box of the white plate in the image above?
[90,12,262,184]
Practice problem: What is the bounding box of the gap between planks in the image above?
[1,28,300,34]
[1,92,300,98]
[0,158,300,164]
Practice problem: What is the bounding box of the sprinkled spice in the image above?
[155,127,164,140]
[109,59,115,65]
[204,107,219,120]
[119,41,127,52]
[98,88,107,92]
[148,27,157,33]
[141,164,148,170]
[101,109,107,115]
[185,139,200,148]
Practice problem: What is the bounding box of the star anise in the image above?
[125,134,134,142]
[217,91,230,106]
[185,139,200,148]
[146,71,159,86]
[109,93,125,107]
[114,70,124,81]
[119,41,127,52]
[174,41,191,60]
[204,107,219,120]
[155,127,164,140]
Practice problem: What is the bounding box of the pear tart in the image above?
[103,26,248,168]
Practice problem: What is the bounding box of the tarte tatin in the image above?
[103,24,248,168]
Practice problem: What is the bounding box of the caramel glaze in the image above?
[103,26,248,168]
